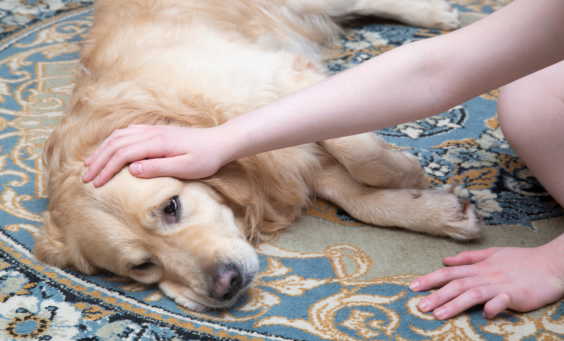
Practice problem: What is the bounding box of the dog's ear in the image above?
[203,161,256,207]
[202,161,260,239]
[203,159,291,244]
[34,212,96,275]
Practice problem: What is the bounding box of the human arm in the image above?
[83,0,564,186]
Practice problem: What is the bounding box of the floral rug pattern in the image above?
[1,1,563,340]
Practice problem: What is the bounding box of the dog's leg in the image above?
[288,0,460,30]
[314,162,482,239]
[319,133,429,189]
[353,0,460,30]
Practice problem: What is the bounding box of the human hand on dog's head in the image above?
[83,124,230,187]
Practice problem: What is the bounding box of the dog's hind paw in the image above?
[410,0,461,30]
[434,5,460,31]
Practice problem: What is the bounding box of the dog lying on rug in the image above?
[35,0,480,311]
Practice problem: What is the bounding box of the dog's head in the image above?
[37,158,271,310]
[36,132,312,310]
[35,79,315,310]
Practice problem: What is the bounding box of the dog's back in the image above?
[42,0,334,190]
[80,0,338,113]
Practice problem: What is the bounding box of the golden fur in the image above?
[36,0,476,311]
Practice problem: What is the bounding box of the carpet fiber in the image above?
[1,0,563,340]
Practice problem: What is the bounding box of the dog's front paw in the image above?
[408,187,482,239]
[423,186,483,239]
[440,195,483,240]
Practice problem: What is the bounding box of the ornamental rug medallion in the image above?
[1,1,563,341]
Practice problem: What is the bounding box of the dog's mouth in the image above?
[159,250,260,311]
[159,273,257,312]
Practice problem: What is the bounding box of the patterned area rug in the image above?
[1,1,564,340]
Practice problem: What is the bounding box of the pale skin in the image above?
[81,0,564,320]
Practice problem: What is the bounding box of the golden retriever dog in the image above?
[35,0,479,311]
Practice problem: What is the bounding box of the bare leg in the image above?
[410,60,564,320]
[498,60,564,205]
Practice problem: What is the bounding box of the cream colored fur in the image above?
[35,0,478,311]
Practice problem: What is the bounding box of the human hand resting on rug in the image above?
[409,234,564,320]
[82,0,564,320]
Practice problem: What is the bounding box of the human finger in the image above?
[482,293,512,319]
[432,285,498,320]
[443,248,501,266]
[410,265,478,292]
[84,125,150,167]
[91,138,169,187]
[130,155,219,180]
[127,124,152,128]
[417,276,488,312]
[83,132,154,183]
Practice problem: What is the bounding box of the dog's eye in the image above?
[164,196,179,216]
[131,262,154,271]
[162,196,181,224]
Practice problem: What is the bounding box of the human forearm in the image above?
[219,0,564,164]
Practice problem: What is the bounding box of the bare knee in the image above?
[498,63,564,160]
[497,72,562,149]
[497,80,532,147]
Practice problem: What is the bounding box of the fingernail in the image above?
[418,300,429,311]
[130,163,142,175]
[409,281,419,291]
[434,308,445,320]
[85,155,92,164]
[83,170,89,180]
[482,311,488,319]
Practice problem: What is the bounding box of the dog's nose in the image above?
[212,265,242,301]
